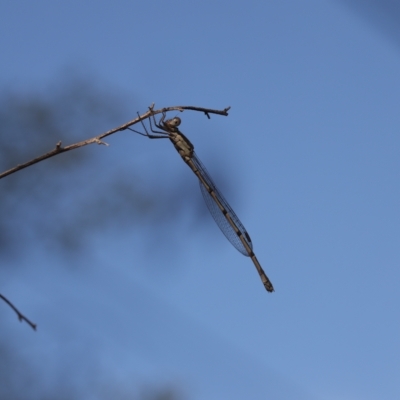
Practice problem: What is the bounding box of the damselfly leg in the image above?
[127,112,168,139]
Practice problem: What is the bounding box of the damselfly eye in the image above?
[169,117,181,127]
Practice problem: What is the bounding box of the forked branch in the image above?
[0,104,230,180]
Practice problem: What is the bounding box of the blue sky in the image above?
[1,1,399,399]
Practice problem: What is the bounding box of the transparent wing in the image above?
[191,152,253,256]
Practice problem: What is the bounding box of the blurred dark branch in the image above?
[0,293,37,331]
[0,104,230,180]
[337,0,400,49]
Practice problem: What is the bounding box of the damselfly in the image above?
[129,112,274,292]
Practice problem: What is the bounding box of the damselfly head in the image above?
[165,117,181,128]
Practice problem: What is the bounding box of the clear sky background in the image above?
[0,1,399,399]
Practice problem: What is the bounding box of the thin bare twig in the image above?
[0,104,230,180]
[0,293,37,331]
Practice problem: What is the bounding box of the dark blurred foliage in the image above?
[0,77,118,258]
[0,75,207,400]
[0,76,206,265]
[0,339,182,399]
[338,0,400,48]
